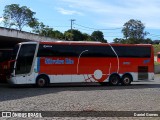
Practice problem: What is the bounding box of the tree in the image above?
[64,31,74,41]
[3,4,37,30]
[64,29,84,41]
[32,22,64,39]
[122,19,148,41]
[113,38,126,44]
[141,38,153,44]
[37,25,54,37]
[82,33,92,41]
[31,22,45,34]
[113,38,153,44]
[91,31,107,43]
[53,30,64,39]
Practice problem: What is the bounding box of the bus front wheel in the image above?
[36,76,49,87]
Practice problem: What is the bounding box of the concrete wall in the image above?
[0,27,61,42]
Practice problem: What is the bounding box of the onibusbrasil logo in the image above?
[1,112,42,118]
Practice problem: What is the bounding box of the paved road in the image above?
[0,75,160,119]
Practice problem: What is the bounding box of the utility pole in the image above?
[70,19,75,32]
[69,19,75,41]
[71,19,76,40]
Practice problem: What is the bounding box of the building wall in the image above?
[0,27,59,42]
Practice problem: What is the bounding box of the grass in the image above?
[154,61,160,65]
[153,44,160,56]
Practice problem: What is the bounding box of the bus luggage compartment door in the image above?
[138,66,148,80]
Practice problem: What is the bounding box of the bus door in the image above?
[15,44,37,84]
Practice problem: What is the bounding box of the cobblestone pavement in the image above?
[0,75,160,120]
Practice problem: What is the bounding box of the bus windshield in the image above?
[15,44,37,75]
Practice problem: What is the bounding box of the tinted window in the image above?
[113,46,151,58]
[37,44,116,57]
[16,44,36,74]
[37,44,151,58]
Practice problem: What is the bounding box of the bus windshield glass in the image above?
[15,44,36,75]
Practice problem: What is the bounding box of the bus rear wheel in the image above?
[109,74,120,86]
[121,74,132,86]
[36,76,49,87]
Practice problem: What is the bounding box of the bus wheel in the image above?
[121,74,132,86]
[109,74,120,86]
[36,76,49,87]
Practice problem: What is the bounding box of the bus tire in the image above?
[121,74,132,86]
[36,75,49,87]
[109,74,120,86]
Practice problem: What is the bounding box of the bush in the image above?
[154,61,160,65]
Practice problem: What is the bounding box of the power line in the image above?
[104,35,123,38]
[51,26,70,28]
[74,26,94,32]
[75,26,121,33]
[74,23,122,31]
[148,34,160,37]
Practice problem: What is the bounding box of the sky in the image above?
[0,0,160,42]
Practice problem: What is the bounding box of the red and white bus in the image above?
[0,49,13,81]
[8,41,154,87]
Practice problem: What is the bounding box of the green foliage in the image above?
[64,29,84,41]
[141,38,153,44]
[53,30,64,39]
[64,32,74,41]
[113,38,153,44]
[91,30,107,43]
[125,38,153,44]
[32,22,64,39]
[3,4,37,30]
[154,61,160,65]
[122,19,148,40]
[31,22,45,34]
[113,38,126,44]
[153,44,160,56]
[82,33,92,41]
[113,19,154,44]
[64,30,107,42]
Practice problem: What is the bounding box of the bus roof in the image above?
[39,41,152,47]
[19,41,152,47]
